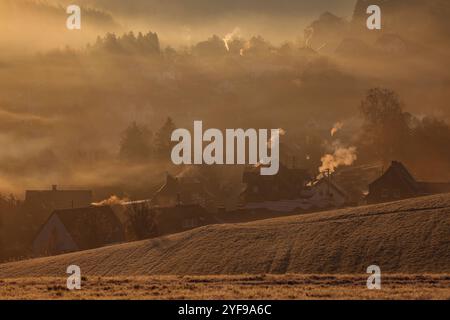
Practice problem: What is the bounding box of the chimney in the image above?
[326,169,331,195]
[52,185,57,191]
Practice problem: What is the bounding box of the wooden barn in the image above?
[32,205,124,256]
[366,161,450,204]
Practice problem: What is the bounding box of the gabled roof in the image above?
[313,178,349,199]
[25,188,92,210]
[152,173,216,204]
[369,161,421,192]
[392,161,419,189]
[49,206,124,250]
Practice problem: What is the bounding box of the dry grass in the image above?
[0,274,449,300]
[1,194,449,300]
[1,194,449,278]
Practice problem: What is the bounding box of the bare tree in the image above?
[129,203,159,240]
[359,88,411,166]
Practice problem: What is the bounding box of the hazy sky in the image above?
[1,0,450,195]
[54,0,358,45]
[0,0,358,51]
[65,0,358,19]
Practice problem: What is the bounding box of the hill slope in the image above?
[1,194,450,278]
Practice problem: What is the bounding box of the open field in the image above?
[0,194,449,299]
[1,274,449,300]
[1,193,450,277]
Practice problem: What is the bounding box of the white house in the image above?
[306,178,349,208]
[242,177,349,214]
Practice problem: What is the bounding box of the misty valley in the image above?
[171,121,280,175]
[0,0,449,302]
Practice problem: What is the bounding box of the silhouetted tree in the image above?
[408,116,450,179]
[193,35,227,56]
[91,31,160,56]
[359,88,411,166]
[154,117,176,159]
[0,194,25,262]
[119,122,153,162]
[129,203,158,240]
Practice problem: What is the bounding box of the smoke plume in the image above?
[331,121,343,136]
[223,27,241,51]
[92,195,130,206]
[318,146,357,177]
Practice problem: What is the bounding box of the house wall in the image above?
[367,173,418,204]
[242,165,310,202]
[32,215,78,256]
[243,176,303,202]
[309,182,347,208]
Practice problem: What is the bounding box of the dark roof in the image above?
[369,161,421,192]
[241,163,311,202]
[393,162,419,189]
[369,161,450,196]
[151,174,216,205]
[25,189,92,209]
[313,178,349,199]
[51,206,124,250]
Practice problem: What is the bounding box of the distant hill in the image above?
[352,0,450,45]
[0,0,119,52]
[305,0,450,55]
[1,193,449,277]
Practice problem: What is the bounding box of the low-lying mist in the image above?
[1,0,450,199]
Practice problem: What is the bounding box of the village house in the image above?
[25,185,93,210]
[240,163,311,202]
[109,200,215,240]
[366,161,450,204]
[330,163,384,205]
[303,177,349,208]
[32,205,124,256]
[150,173,217,211]
[32,200,215,257]
[24,185,93,224]
[240,176,350,214]
[239,163,349,215]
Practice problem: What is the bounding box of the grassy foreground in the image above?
[1,274,449,300]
